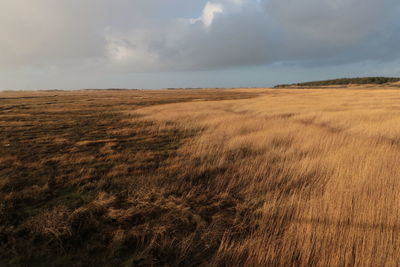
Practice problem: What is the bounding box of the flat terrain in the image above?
[2,86,400,266]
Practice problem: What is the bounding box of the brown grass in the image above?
[2,86,400,266]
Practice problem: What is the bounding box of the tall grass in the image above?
[2,88,400,265]
[137,88,400,266]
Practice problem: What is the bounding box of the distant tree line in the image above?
[274,77,400,88]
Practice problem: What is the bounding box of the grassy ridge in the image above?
[275,77,400,88]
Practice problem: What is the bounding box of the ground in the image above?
[2,86,400,266]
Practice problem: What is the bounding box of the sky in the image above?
[1,0,400,90]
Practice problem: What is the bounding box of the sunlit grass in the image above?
[2,86,400,265]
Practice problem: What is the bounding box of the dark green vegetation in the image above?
[0,90,260,266]
[275,77,400,88]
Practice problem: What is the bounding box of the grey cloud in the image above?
[101,0,400,71]
[0,0,400,73]
[266,0,398,44]
[0,0,206,69]
[264,0,400,63]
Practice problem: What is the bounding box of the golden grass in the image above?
[2,87,400,265]
[136,88,400,266]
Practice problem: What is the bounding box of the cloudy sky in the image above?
[1,0,400,90]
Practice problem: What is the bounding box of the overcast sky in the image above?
[1,0,400,90]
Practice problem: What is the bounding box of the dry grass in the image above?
[2,86,400,266]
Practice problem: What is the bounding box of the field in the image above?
[2,86,400,266]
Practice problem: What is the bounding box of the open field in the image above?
[2,86,400,266]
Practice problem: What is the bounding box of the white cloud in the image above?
[202,2,224,27]
[105,33,162,72]
[191,2,224,27]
